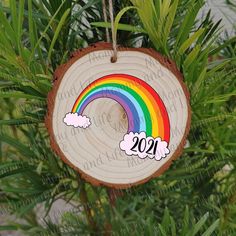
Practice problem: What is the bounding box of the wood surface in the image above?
[45,42,191,189]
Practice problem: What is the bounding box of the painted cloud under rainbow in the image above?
[120,132,170,161]
[63,112,91,128]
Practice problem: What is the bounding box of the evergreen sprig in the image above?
[0,0,235,235]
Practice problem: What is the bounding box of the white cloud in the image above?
[120,132,170,161]
[63,112,91,129]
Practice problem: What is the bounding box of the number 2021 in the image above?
[130,137,158,155]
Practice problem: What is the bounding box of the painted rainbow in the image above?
[72,74,170,142]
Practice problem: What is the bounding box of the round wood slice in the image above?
[46,42,191,189]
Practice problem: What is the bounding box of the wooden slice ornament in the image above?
[46,42,191,189]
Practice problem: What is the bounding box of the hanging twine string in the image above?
[102,0,117,62]
[108,0,117,62]
[102,0,110,42]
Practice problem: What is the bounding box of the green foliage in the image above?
[0,0,235,235]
